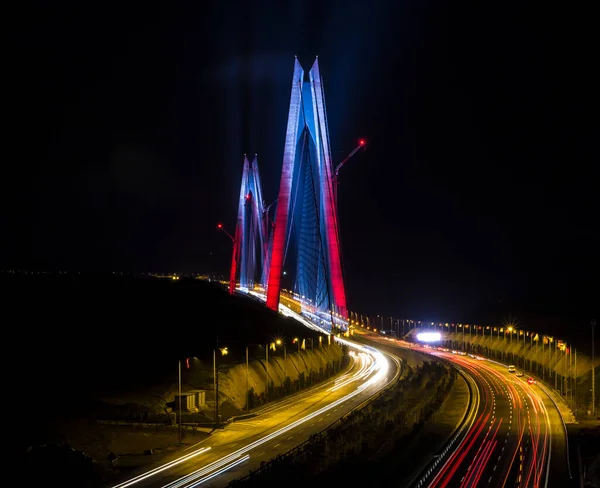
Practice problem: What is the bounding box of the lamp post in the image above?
[216,223,235,242]
[575,348,578,418]
[293,338,300,353]
[592,319,596,418]
[275,339,287,394]
[333,139,366,209]
[507,327,514,364]
[178,359,182,445]
[213,346,228,428]
[266,343,270,402]
[555,339,558,390]
[213,350,216,427]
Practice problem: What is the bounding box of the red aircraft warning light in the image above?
[217,223,223,229]
[359,139,365,145]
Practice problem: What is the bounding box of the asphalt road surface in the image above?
[108,337,401,488]
[423,349,573,488]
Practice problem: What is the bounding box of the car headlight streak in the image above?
[159,338,389,488]
[112,310,392,488]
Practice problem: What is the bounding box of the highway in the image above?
[420,347,573,488]
[357,332,572,488]
[108,337,400,488]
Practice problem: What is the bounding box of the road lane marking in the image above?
[110,337,399,488]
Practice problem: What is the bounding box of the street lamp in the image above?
[213,346,228,428]
[178,359,182,445]
[266,343,271,402]
[177,356,199,444]
[216,223,235,243]
[333,139,366,211]
[506,326,516,364]
[275,339,287,392]
[292,337,312,352]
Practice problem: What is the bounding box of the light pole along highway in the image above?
[363,331,574,488]
[213,345,228,429]
[109,336,399,488]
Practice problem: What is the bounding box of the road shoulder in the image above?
[394,365,470,486]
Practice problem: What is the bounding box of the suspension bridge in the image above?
[219,57,365,333]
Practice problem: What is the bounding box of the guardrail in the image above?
[96,420,214,432]
[536,381,573,480]
[485,358,573,480]
[410,365,478,488]
[229,349,403,485]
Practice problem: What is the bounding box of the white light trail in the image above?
[187,455,249,487]
[161,454,250,488]
[111,326,393,488]
[111,448,211,488]
[161,341,387,488]
[161,453,245,488]
[246,290,332,335]
[327,353,372,392]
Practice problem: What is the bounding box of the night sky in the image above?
[5,2,598,325]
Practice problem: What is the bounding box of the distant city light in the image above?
[416,332,441,342]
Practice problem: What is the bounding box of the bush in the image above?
[231,360,456,486]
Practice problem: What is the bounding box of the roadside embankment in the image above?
[229,353,456,487]
[432,331,598,419]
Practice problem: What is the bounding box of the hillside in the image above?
[6,273,324,447]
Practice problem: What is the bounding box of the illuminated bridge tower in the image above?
[230,155,269,294]
[266,57,348,331]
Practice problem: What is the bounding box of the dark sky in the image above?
[5,1,599,324]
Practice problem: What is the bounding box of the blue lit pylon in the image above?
[230,155,268,292]
[266,57,348,330]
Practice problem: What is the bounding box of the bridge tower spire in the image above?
[227,155,268,294]
[266,58,348,330]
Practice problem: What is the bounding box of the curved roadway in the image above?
[422,348,573,488]
[108,338,400,488]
